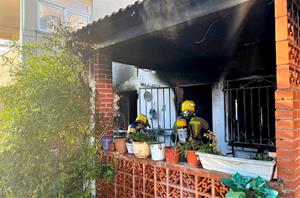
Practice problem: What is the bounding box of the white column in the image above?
[212,81,230,155]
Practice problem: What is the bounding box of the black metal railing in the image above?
[223,77,276,151]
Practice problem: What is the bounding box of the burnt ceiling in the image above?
[76,0,275,82]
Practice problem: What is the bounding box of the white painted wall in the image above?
[20,0,92,44]
[92,0,137,20]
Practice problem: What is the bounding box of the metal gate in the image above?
[138,87,176,145]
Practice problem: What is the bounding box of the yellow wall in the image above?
[0,0,20,40]
[0,47,18,87]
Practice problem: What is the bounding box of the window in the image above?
[39,3,64,31]
[223,78,276,150]
[46,0,90,13]
[38,0,90,32]
[66,11,89,30]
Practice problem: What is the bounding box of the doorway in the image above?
[183,85,213,129]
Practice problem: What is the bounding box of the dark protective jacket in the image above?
[172,115,209,143]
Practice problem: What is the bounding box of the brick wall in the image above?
[93,50,113,136]
[275,0,300,196]
[98,152,229,198]
[92,50,114,197]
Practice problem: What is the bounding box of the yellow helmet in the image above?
[181,100,196,113]
[135,114,149,126]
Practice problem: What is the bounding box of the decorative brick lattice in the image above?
[213,179,229,198]
[145,179,155,194]
[168,169,181,186]
[124,159,134,174]
[197,177,213,197]
[97,153,229,198]
[169,187,181,198]
[145,164,155,180]
[135,176,144,191]
[183,173,196,190]
[124,174,133,189]
[156,167,167,183]
[287,0,300,86]
[157,183,167,198]
[182,190,196,198]
[134,162,144,177]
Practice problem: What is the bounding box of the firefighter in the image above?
[127,114,150,134]
[172,100,209,143]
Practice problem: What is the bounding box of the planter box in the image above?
[196,152,276,181]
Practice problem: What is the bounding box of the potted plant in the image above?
[129,132,151,158]
[149,140,165,161]
[114,137,127,154]
[165,144,180,163]
[196,131,276,181]
[220,172,279,198]
[179,138,203,166]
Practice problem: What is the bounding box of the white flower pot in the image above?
[126,142,134,154]
[196,152,276,181]
[150,143,165,161]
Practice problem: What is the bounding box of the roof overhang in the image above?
[76,0,252,47]
[0,0,20,40]
[76,0,275,82]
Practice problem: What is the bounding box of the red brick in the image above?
[275,0,287,18]
[97,98,113,103]
[275,110,294,119]
[96,79,112,84]
[275,17,288,41]
[276,139,299,150]
[276,41,289,65]
[96,83,106,89]
[276,100,293,110]
[275,90,293,100]
[283,177,300,191]
[277,148,300,160]
[97,89,113,93]
[96,93,113,99]
[277,130,294,140]
[276,65,290,88]
[277,158,299,170]
[276,119,294,130]
[277,167,295,180]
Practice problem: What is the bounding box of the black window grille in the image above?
[223,77,276,151]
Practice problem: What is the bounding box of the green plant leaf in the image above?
[220,178,235,189]
[263,188,279,198]
[225,191,246,198]
[0,26,114,197]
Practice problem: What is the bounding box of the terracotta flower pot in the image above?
[109,142,115,151]
[132,142,150,158]
[114,138,127,154]
[186,150,201,166]
[165,147,180,163]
